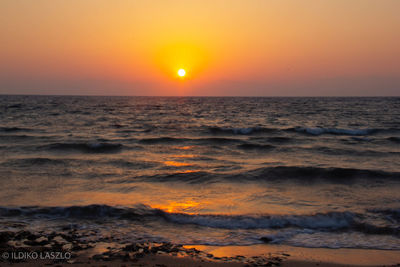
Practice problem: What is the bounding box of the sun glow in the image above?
[178,69,186,77]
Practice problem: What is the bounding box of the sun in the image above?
[178,69,186,77]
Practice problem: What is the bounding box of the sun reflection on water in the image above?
[173,146,196,150]
[153,200,204,213]
[164,161,192,167]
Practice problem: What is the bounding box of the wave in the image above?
[43,142,123,153]
[368,208,400,223]
[1,157,66,166]
[266,137,292,143]
[139,137,188,144]
[0,134,35,140]
[237,143,275,150]
[139,137,243,145]
[144,166,400,184]
[387,137,400,143]
[147,171,211,184]
[1,205,398,237]
[106,159,157,169]
[165,211,356,230]
[6,104,23,109]
[289,126,400,136]
[117,128,152,133]
[2,157,157,170]
[308,146,397,157]
[196,137,243,144]
[0,204,162,219]
[291,127,376,136]
[0,126,33,132]
[240,166,400,181]
[208,125,400,137]
[208,126,276,135]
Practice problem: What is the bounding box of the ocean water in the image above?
[0,95,399,250]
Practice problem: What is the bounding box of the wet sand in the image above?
[188,244,400,266]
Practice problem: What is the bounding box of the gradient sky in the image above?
[1,0,399,96]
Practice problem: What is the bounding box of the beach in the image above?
[1,229,400,266]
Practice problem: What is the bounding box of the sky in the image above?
[1,0,399,96]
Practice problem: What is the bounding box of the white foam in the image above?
[165,212,355,230]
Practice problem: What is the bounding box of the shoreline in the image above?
[188,244,400,266]
[1,230,400,266]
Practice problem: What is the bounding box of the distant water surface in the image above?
[0,96,399,249]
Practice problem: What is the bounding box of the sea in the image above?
[0,95,399,250]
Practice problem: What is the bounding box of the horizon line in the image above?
[1,93,399,98]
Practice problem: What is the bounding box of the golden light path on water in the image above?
[5,142,400,218]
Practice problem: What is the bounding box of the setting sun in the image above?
[178,69,186,77]
[1,1,400,266]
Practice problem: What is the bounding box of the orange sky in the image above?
[1,0,399,96]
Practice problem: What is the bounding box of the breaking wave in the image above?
[291,127,376,136]
[0,205,398,237]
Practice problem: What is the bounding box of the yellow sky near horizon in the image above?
[1,0,399,96]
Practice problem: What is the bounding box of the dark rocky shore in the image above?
[0,229,287,266]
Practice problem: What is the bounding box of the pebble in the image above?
[0,229,288,266]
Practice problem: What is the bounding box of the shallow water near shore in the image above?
[0,96,399,251]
